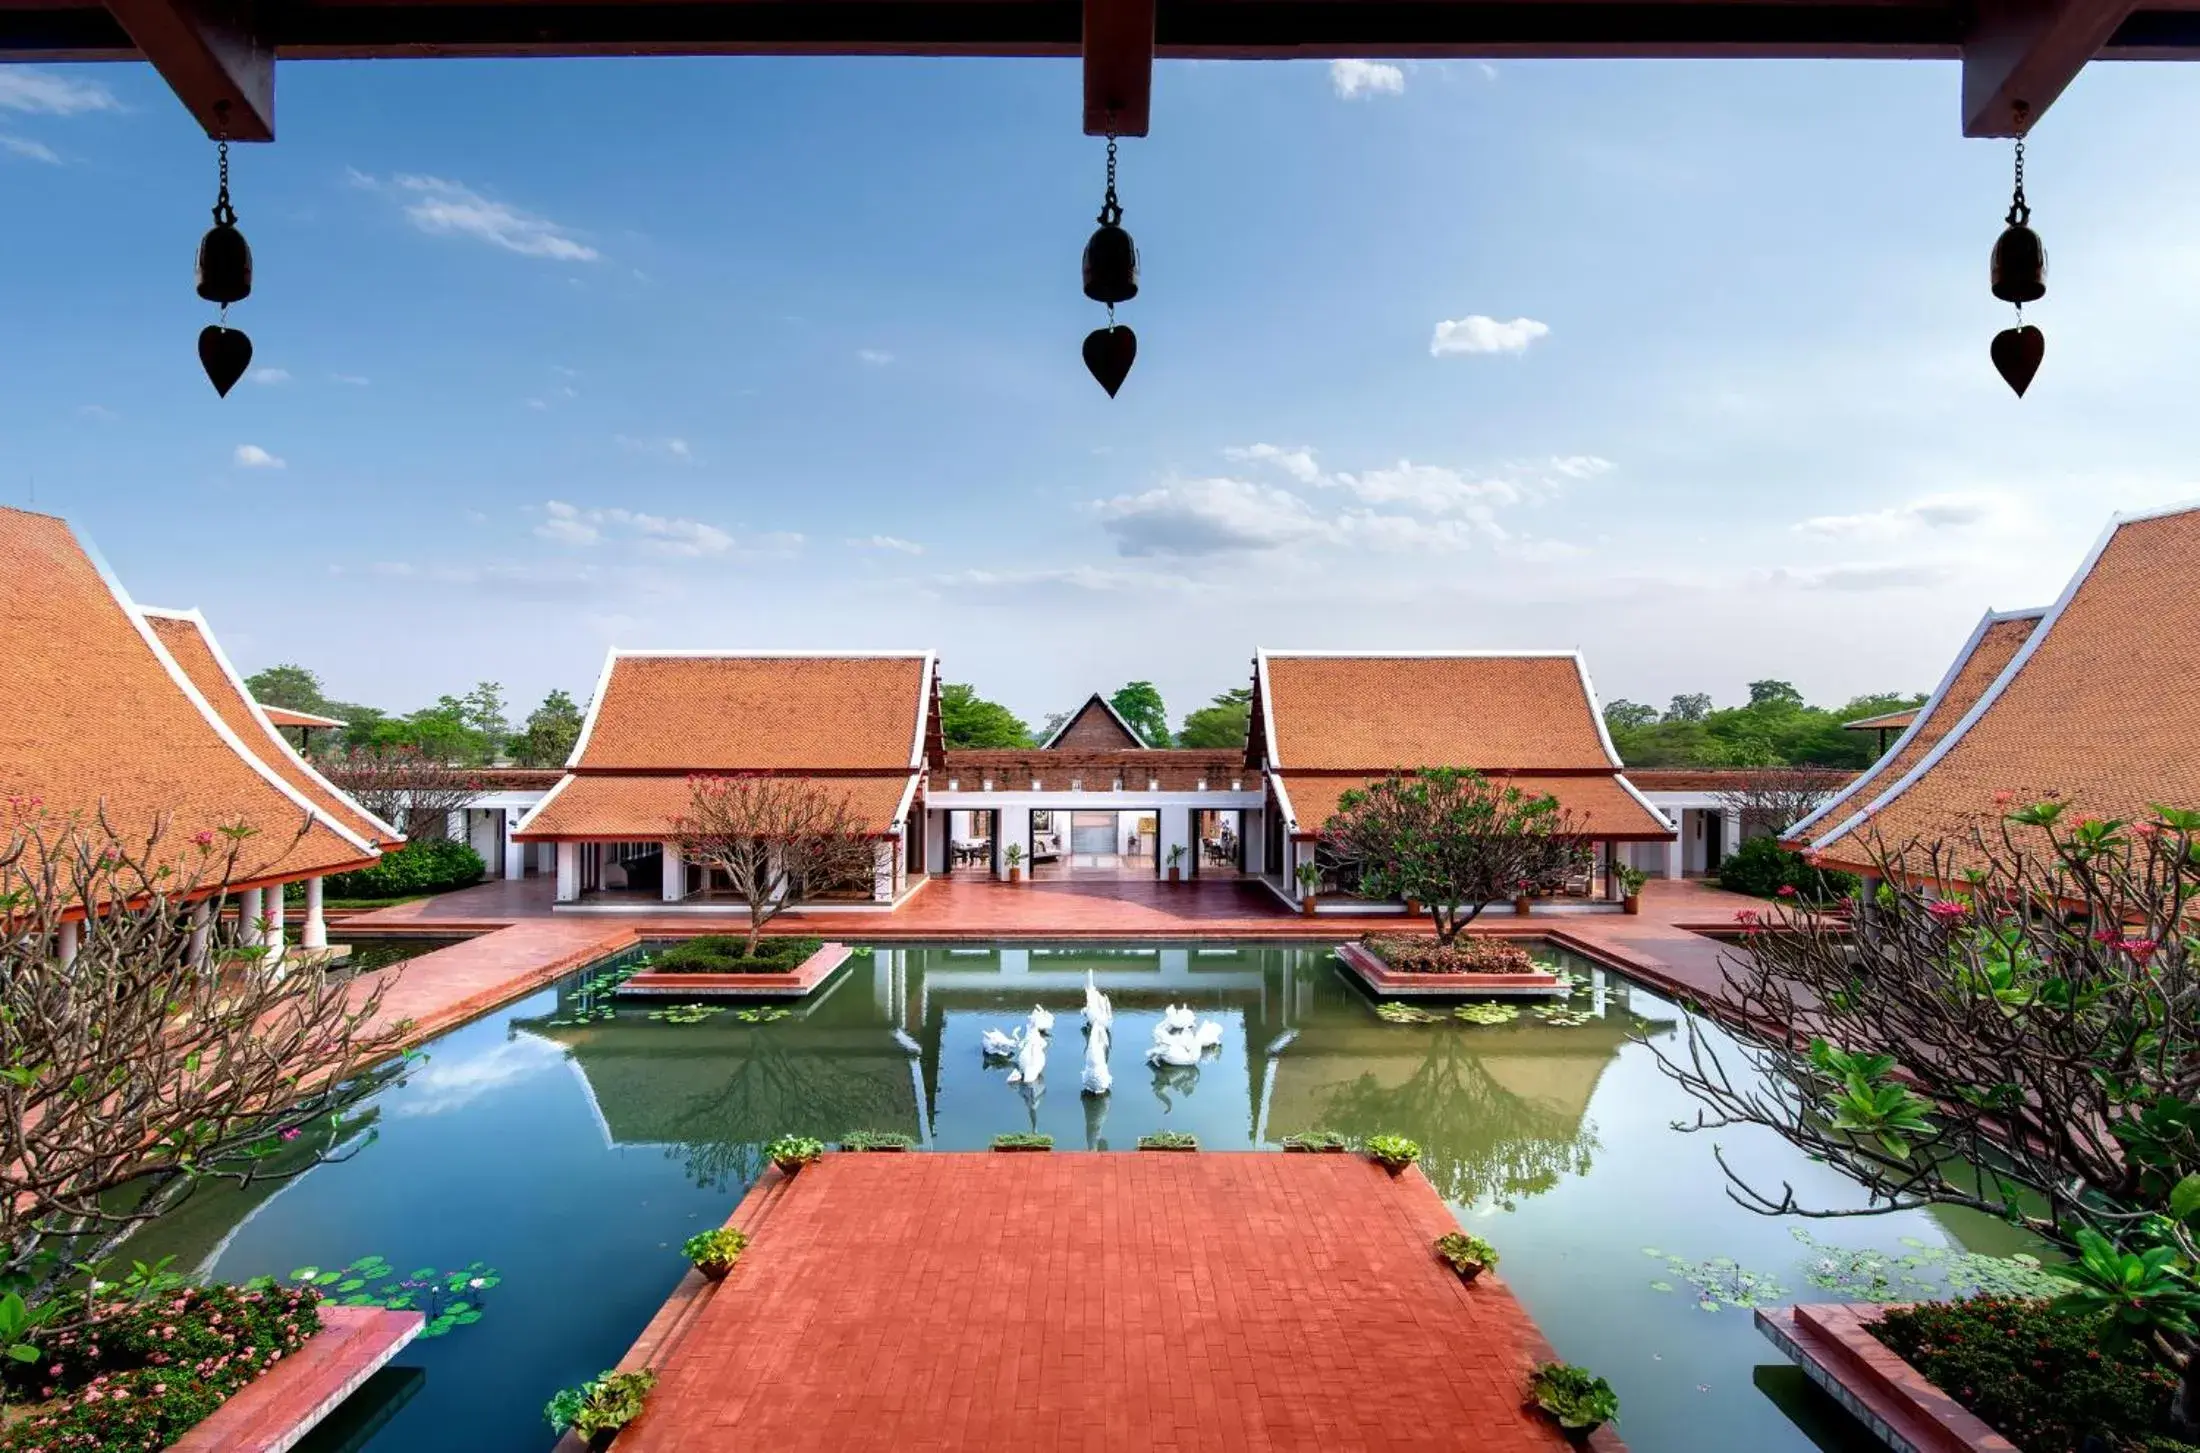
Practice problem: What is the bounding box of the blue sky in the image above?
[8,52,2200,730]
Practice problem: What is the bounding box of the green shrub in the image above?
[1528,1361,1619,1431]
[1363,935,1540,975]
[840,1130,914,1150]
[1363,1134,1421,1170]
[656,935,824,974]
[991,1133,1053,1151]
[682,1226,750,1278]
[1280,1130,1348,1151]
[1138,1131,1198,1150]
[1873,1296,2195,1451]
[1718,835,1857,902]
[1435,1231,1499,1275]
[545,1368,656,1440]
[320,839,485,900]
[765,1134,825,1172]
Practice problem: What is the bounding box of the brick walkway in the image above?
[610,1154,1617,1452]
[342,918,637,1054]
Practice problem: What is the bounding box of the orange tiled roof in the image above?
[1280,772,1673,841]
[1626,768,1857,794]
[1843,707,1918,732]
[1806,504,2200,872]
[513,772,914,840]
[0,508,378,889]
[1787,607,2043,855]
[140,609,403,850]
[571,653,933,771]
[1257,652,1619,771]
[259,704,349,730]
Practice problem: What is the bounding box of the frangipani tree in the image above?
[672,774,875,958]
[1320,768,1585,944]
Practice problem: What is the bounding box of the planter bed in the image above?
[169,1306,424,1453]
[616,942,852,1000]
[1334,940,1566,999]
[1756,1303,2018,1453]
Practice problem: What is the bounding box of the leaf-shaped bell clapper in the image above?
[196,200,253,308]
[1990,219,2045,305]
[1083,203,1139,307]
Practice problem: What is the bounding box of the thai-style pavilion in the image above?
[1790,500,2200,880]
[0,506,395,958]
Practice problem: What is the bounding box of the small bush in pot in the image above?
[1615,865,1648,914]
[546,1368,657,1447]
[991,1132,1053,1151]
[1528,1361,1618,1438]
[1138,1131,1198,1151]
[765,1133,825,1175]
[1434,1230,1499,1283]
[1363,1134,1420,1174]
[840,1129,914,1151]
[682,1226,750,1280]
[1281,1130,1348,1152]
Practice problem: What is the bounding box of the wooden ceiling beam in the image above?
[102,0,274,139]
[1083,0,1153,135]
[1961,0,2137,136]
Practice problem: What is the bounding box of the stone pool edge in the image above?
[1756,1302,2018,1453]
[171,1305,425,1453]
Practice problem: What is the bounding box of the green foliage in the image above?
[1873,1296,2193,1453]
[1138,1131,1199,1150]
[1604,685,1925,768]
[1789,1228,2059,1302]
[545,1369,656,1439]
[1435,1231,1499,1273]
[938,684,1034,749]
[1176,687,1252,749]
[2049,1229,2200,1342]
[0,1283,321,1450]
[1527,1362,1620,1431]
[1718,835,1858,901]
[1107,681,1172,747]
[991,1133,1053,1151]
[765,1134,825,1170]
[1280,1131,1348,1151]
[285,1256,498,1338]
[840,1130,915,1150]
[735,1006,791,1024]
[242,663,335,716]
[1374,1002,1440,1024]
[511,688,585,767]
[1364,935,1540,975]
[1642,1247,1789,1310]
[321,839,485,900]
[647,1003,726,1025]
[655,935,823,973]
[1453,1003,1521,1026]
[1363,1134,1421,1169]
[0,1291,52,1367]
[1809,1038,1934,1158]
[682,1227,750,1276]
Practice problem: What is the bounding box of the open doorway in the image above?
[1029,810,1158,879]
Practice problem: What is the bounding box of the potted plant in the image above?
[1363,1133,1421,1176]
[765,1133,825,1176]
[1616,865,1648,916]
[1281,1130,1348,1153]
[1527,1361,1618,1441]
[1513,878,1534,916]
[1137,1130,1198,1151]
[991,1132,1052,1152]
[1295,860,1321,915]
[546,1368,657,1449]
[1004,842,1024,883]
[840,1129,914,1151]
[1433,1230,1498,1284]
[1165,843,1187,883]
[682,1226,750,1280]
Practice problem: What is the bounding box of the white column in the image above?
[302,877,328,950]
[873,839,896,902]
[925,811,949,876]
[1723,807,1744,868]
[1664,810,1685,879]
[662,840,686,903]
[237,886,264,950]
[503,810,526,880]
[997,810,1033,879]
[56,918,79,966]
[1158,805,1194,879]
[187,901,211,966]
[555,843,581,903]
[445,809,465,844]
[1242,809,1267,875]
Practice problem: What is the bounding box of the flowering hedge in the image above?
[1361,935,1541,975]
[0,1284,321,1453]
[1871,1295,2192,1452]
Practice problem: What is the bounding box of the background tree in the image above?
[1602,699,1660,732]
[1712,766,1853,837]
[322,746,483,839]
[512,689,586,767]
[1320,768,1584,944]
[0,808,407,1320]
[242,664,333,716]
[672,775,876,957]
[937,684,1034,749]
[1177,687,1252,749]
[1666,692,1714,723]
[1605,686,1926,770]
[1107,681,1172,747]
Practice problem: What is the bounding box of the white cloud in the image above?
[394,1034,568,1117]
[1094,477,1331,557]
[1431,315,1551,356]
[1794,493,2012,541]
[0,136,59,164]
[857,348,895,367]
[233,444,285,470]
[534,501,736,557]
[615,435,693,461]
[1762,562,1957,592]
[0,69,117,116]
[352,171,599,262]
[1331,60,1405,100]
[536,500,601,546]
[1223,444,1323,485]
[250,367,290,385]
[852,535,925,555]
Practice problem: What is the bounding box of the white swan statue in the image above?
[1082,970,1112,1033]
[1081,1021,1113,1096]
[980,1026,1023,1059]
[1195,1019,1224,1051]
[1030,1004,1056,1037]
[1162,1004,1198,1033]
[1145,1029,1200,1067]
[1008,1024,1048,1085]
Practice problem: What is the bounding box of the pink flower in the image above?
[1776,885,1798,898]
[1927,900,1969,922]
[279,1127,300,1142]
[2119,937,2160,963]
[2093,928,2122,946]
[1992,791,2015,806]
[192,831,215,848]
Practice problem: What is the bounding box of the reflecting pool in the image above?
[121,941,2030,1453]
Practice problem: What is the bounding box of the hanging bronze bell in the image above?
[196,220,253,307]
[1990,223,2045,305]
[1083,222,1138,306]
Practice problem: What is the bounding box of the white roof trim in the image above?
[597,649,933,659]
[1039,692,1147,750]
[509,772,578,838]
[1612,772,1680,835]
[137,606,405,845]
[563,649,621,769]
[908,652,938,769]
[1266,768,1298,831]
[1257,649,1585,659]
[1569,652,1627,770]
[1255,653,1282,769]
[1803,506,2159,856]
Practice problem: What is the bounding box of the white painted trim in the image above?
[563,650,621,768]
[1805,504,2153,854]
[1037,692,1147,750]
[928,790,1263,811]
[259,706,349,729]
[891,771,923,827]
[1569,653,1628,769]
[1255,653,1283,768]
[137,606,406,844]
[78,559,380,860]
[1266,769,1299,832]
[908,652,938,769]
[1613,773,1680,834]
[509,773,578,838]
